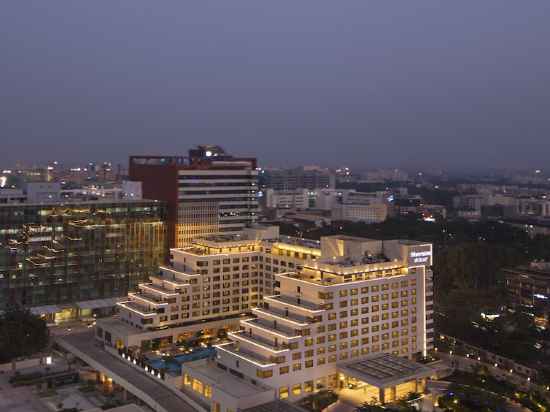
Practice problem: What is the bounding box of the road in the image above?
[57,332,197,412]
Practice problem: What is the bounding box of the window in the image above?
[292,384,302,396]
[293,363,302,371]
[256,369,273,378]
[305,360,314,368]
[279,366,289,375]
[279,386,289,399]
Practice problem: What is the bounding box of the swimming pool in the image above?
[145,347,216,374]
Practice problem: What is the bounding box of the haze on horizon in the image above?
[1,1,549,171]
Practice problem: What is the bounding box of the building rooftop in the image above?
[337,353,433,388]
[275,235,321,250]
[96,317,145,338]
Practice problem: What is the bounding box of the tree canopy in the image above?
[0,307,49,363]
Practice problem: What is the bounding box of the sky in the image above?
[1,1,550,171]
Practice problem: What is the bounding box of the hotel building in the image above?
[102,225,322,349]
[99,232,434,411]
[129,145,259,249]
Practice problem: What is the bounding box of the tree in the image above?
[0,306,49,363]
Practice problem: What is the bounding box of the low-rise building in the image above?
[264,188,310,210]
[332,203,388,223]
[504,262,550,314]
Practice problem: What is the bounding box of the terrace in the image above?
[215,342,276,367]
[228,330,290,353]
[263,295,325,313]
[252,306,312,327]
[117,301,157,317]
[242,318,302,340]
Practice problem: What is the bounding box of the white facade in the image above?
[264,188,309,210]
[116,226,322,332]
[332,203,388,223]
[179,236,433,411]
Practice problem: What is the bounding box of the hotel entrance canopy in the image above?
[337,353,433,389]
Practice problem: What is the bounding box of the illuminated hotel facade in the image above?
[104,226,322,348]
[101,231,434,410]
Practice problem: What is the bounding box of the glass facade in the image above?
[0,200,167,308]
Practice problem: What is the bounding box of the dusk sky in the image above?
[1,1,549,171]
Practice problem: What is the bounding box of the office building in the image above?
[129,145,259,248]
[0,200,166,322]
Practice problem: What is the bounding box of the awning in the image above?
[30,305,61,315]
[337,353,434,389]
[76,297,121,310]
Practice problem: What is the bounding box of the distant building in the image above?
[308,189,348,211]
[331,190,389,224]
[0,188,26,204]
[129,145,259,248]
[504,262,550,321]
[262,166,335,191]
[0,200,166,323]
[456,209,482,221]
[332,202,388,223]
[24,182,61,203]
[264,188,310,210]
[361,168,409,183]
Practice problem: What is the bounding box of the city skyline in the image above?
[2,1,550,171]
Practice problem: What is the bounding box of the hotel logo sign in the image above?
[408,247,432,266]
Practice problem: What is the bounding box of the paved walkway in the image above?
[56,332,197,412]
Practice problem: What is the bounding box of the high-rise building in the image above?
[129,145,259,248]
[0,199,166,323]
[181,236,434,410]
[97,232,434,410]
